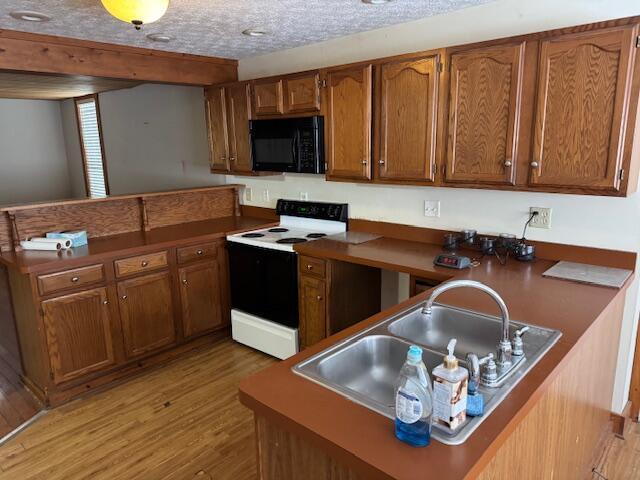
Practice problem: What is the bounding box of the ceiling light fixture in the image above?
[147,33,174,43]
[101,0,169,30]
[9,11,51,22]
[361,0,393,4]
[242,28,268,37]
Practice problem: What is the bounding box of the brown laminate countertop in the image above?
[239,236,634,480]
[0,215,277,274]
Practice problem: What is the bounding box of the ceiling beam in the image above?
[0,29,238,86]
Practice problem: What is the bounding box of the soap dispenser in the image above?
[432,339,468,430]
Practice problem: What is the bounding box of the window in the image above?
[75,95,109,198]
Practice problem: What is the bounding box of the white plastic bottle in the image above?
[432,339,468,431]
[394,345,433,447]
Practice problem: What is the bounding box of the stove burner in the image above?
[242,232,265,238]
[268,227,289,233]
[306,233,327,239]
[276,237,308,244]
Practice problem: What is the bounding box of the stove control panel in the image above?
[276,200,348,223]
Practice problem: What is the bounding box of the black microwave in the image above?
[250,116,325,173]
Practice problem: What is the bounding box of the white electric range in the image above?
[226,199,348,359]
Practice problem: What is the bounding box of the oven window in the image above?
[253,137,295,166]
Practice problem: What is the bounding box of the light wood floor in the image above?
[0,336,638,480]
[0,352,41,441]
[0,338,275,480]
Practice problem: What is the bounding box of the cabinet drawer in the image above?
[299,256,326,278]
[177,242,218,264]
[38,264,105,296]
[114,251,168,278]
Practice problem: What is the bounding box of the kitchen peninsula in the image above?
[240,221,635,479]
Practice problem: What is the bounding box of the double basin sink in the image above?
[293,301,561,445]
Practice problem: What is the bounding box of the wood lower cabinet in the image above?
[42,287,116,384]
[529,26,637,191]
[376,55,440,183]
[205,86,230,173]
[325,65,373,181]
[179,261,225,338]
[298,257,381,350]
[445,43,525,185]
[117,271,176,358]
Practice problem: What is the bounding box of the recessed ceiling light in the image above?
[9,10,51,22]
[242,28,268,37]
[362,0,393,4]
[147,33,174,43]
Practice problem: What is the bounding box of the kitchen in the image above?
[0,0,639,479]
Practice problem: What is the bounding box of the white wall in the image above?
[0,99,73,205]
[235,0,640,413]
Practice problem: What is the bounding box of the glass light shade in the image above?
[101,0,169,28]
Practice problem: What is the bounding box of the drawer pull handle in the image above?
[182,279,188,285]
[71,276,80,283]
[121,295,127,300]
[141,261,149,267]
[196,250,204,255]
[307,264,313,270]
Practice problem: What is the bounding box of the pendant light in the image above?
[101,0,169,30]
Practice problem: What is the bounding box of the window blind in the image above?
[77,99,108,198]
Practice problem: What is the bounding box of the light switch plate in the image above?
[424,200,441,218]
[300,192,309,201]
[245,187,252,202]
[262,189,270,202]
[529,207,552,229]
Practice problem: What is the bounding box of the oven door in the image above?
[227,242,299,328]
[250,118,301,172]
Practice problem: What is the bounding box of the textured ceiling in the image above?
[0,0,494,60]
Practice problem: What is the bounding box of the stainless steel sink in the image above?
[293,302,561,445]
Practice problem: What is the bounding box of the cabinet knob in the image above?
[71,276,79,283]
[230,156,236,162]
[504,160,512,167]
[141,261,149,267]
[121,295,127,300]
[103,300,109,305]
[182,279,188,285]
[306,264,313,270]
[361,160,368,165]
[530,161,539,168]
[378,159,385,165]
[196,250,204,255]
[316,295,323,301]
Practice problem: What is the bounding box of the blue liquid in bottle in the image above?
[394,345,433,447]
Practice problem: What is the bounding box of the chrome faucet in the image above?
[422,280,513,368]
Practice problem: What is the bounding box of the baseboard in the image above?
[610,400,633,439]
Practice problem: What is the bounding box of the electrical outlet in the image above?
[300,192,309,201]
[529,207,552,229]
[424,200,441,218]
[262,189,270,202]
[244,187,252,202]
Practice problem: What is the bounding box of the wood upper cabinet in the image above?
[226,82,253,173]
[42,287,116,384]
[529,26,637,191]
[298,274,326,350]
[179,260,225,338]
[253,79,285,116]
[284,72,321,114]
[205,86,230,172]
[117,271,176,358]
[376,55,440,182]
[325,65,373,181]
[445,43,525,185]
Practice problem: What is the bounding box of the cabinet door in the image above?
[284,73,321,113]
[325,65,373,180]
[529,26,636,191]
[205,86,230,172]
[226,82,253,173]
[42,287,116,384]
[298,275,326,349]
[445,43,524,185]
[377,56,439,182]
[253,79,284,116]
[179,261,224,338]
[117,271,175,358]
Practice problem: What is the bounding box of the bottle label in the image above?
[396,388,423,424]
